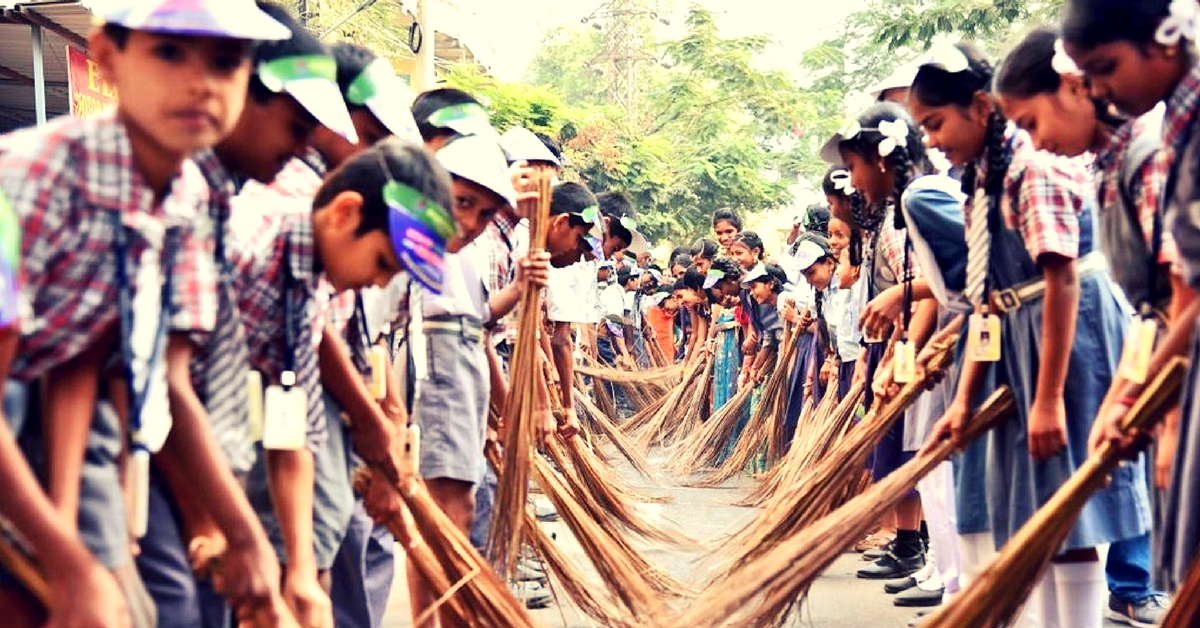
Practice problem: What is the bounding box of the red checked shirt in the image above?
[0,111,206,382]
[970,127,1089,262]
[1094,113,1176,265]
[225,205,328,451]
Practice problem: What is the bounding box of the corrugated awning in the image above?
[0,1,94,132]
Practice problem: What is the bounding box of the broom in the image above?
[617,390,671,435]
[720,323,961,564]
[663,383,755,476]
[488,167,553,575]
[666,386,1017,628]
[0,522,49,607]
[690,326,806,488]
[922,357,1188,628]
[628,353,710,450]
[1162,555,1200,628]
[482,444,642,628]
[553,435,694,546]
[351,471,474,625]
[736,382,860,508]
[571,387,658,481]
[575,363,684,387]
[529,454,671,622]
[654,354,715,447]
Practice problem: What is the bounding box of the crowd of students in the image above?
[4,0,1200,627]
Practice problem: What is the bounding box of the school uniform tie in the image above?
[965,189,990,307]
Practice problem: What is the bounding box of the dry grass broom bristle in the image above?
[576,363,684,386]
[663,383,755,476]
[630,354,711,451]
[489,168,554,575]
[666,386,1016,628]
[718,325,960,566]
[923,358,1187,628]
[571,388,659,482]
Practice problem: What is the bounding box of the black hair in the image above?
[803,203,832,237]
[249,3,326,106]
[1062,0,1170,51]
[910,43,1012,212]
[671,254,693,269]
[730,231,764,258]
[691,237,720,261]
[821,166,853,199]
[102,24,131,48]
[839,102,936,212]
[995,27,1127,128]
[313,137,452,239]
[597,191,635,246]
[617,268,636,286]
[649,263,664,273]
[332,42,377,112]
[534,132,564,161]
[710,256,743,281]
[549,182,595,228]
[623,249,638,261]
[677,266,707,291]
[411,88,481,142]
[659,281,676,294]
[669,247,690,265]
[712,208,742,230]
[747,263,788,294]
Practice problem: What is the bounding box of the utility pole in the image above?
[413,0,436,91]
[586,0,660,116]
[297,0,308,26]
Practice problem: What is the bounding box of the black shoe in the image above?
[884,576,918,594]
[856,552,925,580]
[894,586,943,607]
[515,561,548,584]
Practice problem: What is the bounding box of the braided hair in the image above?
[837,102,936,229]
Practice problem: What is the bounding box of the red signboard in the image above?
[67,46,117,118]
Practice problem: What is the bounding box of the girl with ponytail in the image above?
[1061,0,1200,595]
[911,41,1141,628]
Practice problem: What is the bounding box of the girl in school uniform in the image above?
[996,26,1184,624]
[912,42,1146,627]
[1060,0,1200,597]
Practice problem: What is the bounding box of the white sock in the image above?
[913,560,937,584]
[1052,561,1105,628]
[917,569,944,592]
[956,532,996,589]
[1015,569,1059,628]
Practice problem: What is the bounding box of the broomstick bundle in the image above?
[489,167,553,574]
[575,363,683,386]
[644,354,714,449]
[663,383,754,476]
[720,323,961,566]
[667,387,1016,628]
[736,381,862,508]
[628,353,712,451]
[0,521,49,607]
[691,325,806,488]
[571,387,657,480]
[923,357,1187,628]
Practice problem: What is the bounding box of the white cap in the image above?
[868,62,919,100]
[436,135,518,209]
[794,239,828,272]
[500,127,560,166]
[257,55,359,144]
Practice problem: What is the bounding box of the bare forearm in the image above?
[319,327,388,435]
[1037,257,1078,402]
[266,449,316,572]
[43,338,106,524]
[908,297,940,350]
[487,283,523,325]
[550,322,574,408]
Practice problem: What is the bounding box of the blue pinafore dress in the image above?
[972,185,1149,551]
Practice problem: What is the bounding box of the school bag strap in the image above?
[1117,114,1164,241]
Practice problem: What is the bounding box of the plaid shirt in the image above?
[169,149,228,337]
[226,201,328,450]
[1094,115,1176,265]
[0,111,206,381]
[476,210,526,347]
[970,127,1088,262]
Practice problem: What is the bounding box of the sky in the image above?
[439,0,871,82]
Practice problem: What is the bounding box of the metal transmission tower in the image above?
[583,0,664,115]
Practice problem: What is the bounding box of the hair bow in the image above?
[1051,39,1082,76]
[919,43,970,74]
[1157,0,1199,47]
[830,169,855,194]
[838,119,863,141]
[877,119,910,157]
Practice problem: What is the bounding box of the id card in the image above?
[893,340,916,384]
[863,328,885,344]
[967,313,1001,362]
[247,371,265,442]
[1118,316,1158,384]
[369,345,389,400]
[262,384,307,451]
[129,448,151,539]
[402,424,422,476]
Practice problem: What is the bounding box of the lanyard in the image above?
[111,213,173,452]
[355,291,372,352]
[281,239,297,385]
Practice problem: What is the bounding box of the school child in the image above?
[739,264,789,387]
[829,102,969,612]
[705,257,747,411]
[672,266,712,365]
[784,237,839,407]
[909,42,1145,628]
[996,26,1181,625]
[0,2,292,626]
[712,208,743,253]
[645,283,680,362]
[691,238,720,274]
[824,216,862,399]
[140,8,368,627]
